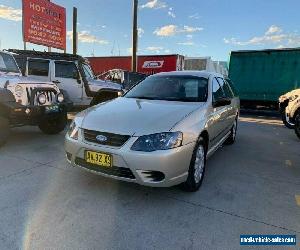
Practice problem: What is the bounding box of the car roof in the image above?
[152,70,223,79]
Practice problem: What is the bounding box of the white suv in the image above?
[10,49,123,109]
[279,88,300,128]
[0,51,71,146]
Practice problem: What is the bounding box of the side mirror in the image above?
[213,98,231,108]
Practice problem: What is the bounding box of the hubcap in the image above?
[194,145,205,183]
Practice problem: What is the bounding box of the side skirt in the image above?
[207,131,231,159]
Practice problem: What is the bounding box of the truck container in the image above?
[229,48,300,108]
[87,54,184,76]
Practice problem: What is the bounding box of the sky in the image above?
[0,0,300,61]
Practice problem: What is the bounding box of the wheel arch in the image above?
[199,130,209,152]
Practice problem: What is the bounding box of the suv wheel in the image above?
[181,138,206,192]
[224,118,238,145]
[295,113,300,140]
[0,117,10,147]
[39,113,67,135]
[281,111,295,129]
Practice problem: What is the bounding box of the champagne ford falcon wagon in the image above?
[65,71,240,192]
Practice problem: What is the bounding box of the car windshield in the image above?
[0,52,20,73]
[82,63,95,79]
[125,75,208,102]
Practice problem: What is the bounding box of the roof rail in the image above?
[8,49,86,62]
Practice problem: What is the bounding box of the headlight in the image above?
[38,93,47,105]
[131,132,183,152]
[57,93,64,103]
[15,85,23,97]
[68,121,79,140]
[289,95,298,102]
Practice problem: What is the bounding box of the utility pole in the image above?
[132,0,138,72]
[73,7,78,55]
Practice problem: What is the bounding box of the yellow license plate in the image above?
[85,151,112,167]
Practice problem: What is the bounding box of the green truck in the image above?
[229,48,300,108]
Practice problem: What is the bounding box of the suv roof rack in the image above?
[8,49,86,63]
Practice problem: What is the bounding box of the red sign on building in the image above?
[22,0,66,50]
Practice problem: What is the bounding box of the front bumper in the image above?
[65,132,195,187]
[8,101,71,127]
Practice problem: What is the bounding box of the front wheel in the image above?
[0,117,10,147]
[281,111,295,129]
[181,138,206,192]
[295,114,300,140]
[38,113,67,135]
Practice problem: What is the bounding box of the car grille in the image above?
[26,87,57,105]
[75,158,135,179]
[83,129,130,147]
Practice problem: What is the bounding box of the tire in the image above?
[281,111,295,129]
[181,138,207,192]
[224,118,238,145]
[38,113,67,135]
[0,116,10,147]
[295,114,300,140]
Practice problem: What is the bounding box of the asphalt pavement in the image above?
[0,115,299,250]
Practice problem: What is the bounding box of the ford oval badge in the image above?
[96,135,107,142]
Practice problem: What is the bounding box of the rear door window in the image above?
[55,61,79,79]
[212,78,225,101]
[28,59,49,76]
[225,78,238,97]
[218,78,233,98]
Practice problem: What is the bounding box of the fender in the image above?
[0,88,16,118]
[58,89,73,111]
[0,88,15,103]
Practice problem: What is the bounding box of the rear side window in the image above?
[225,78,238,97]
[218,78,233,98]
[28,60,49,76]
[55,61,79,79]
[212,78,225,101]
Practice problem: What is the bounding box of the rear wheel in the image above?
[39,113,67,135]
[295,114,300,140]
[224,118,238,145]
[281,111,295,129]
[181,138,206,192]
[0,117,10,147]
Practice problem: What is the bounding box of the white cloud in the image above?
[164,49,171,53]
[186,34,193,40]
[265,25,282,35]
[146,46,163,53]
[224,25,300,47]
[183,25,203,33]
[189,13,200,19]
[177,41,195,46]
[0,5,22,21]
[277,45,285,49]
[67,31,109,45]
[168,7,175,18]
[138,27,144,37]
[154,25,203,37]
[154,25,177,36]
[140,0,167,9]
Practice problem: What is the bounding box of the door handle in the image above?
[52,80,61,84]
